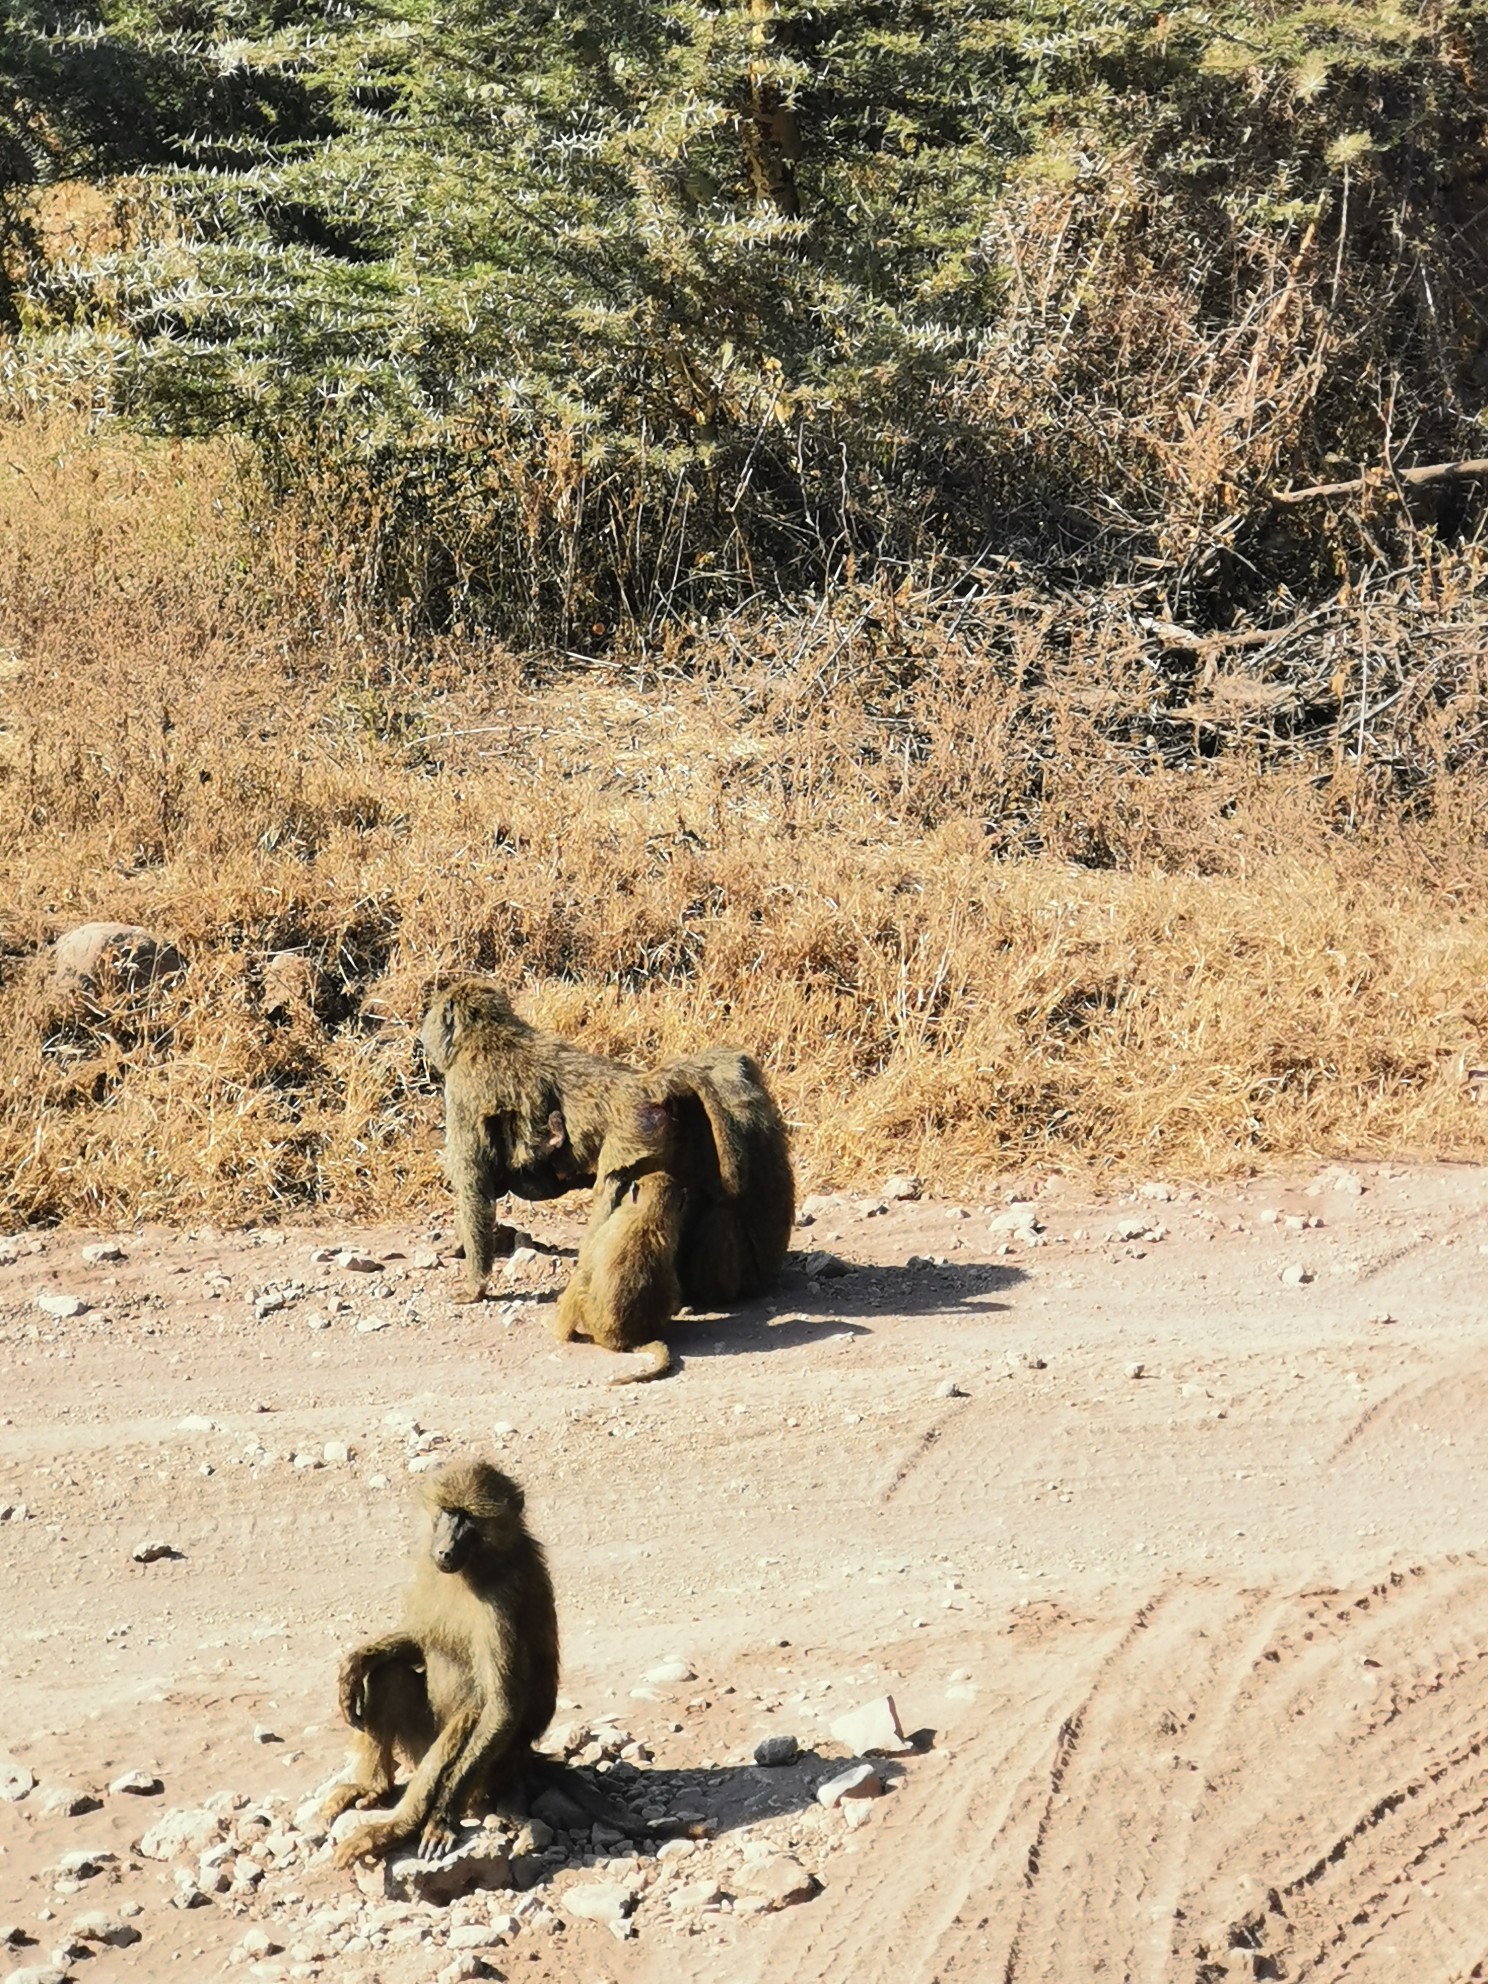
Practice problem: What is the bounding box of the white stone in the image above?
[140,1807,226,1860]
[0,1761,35,1809]
[816,1763,882,1806]
[644,1658,696,1686]
[337,1251,383,1273]
[989,1209,1042,1237]
[1139,1182,1176,1201]
[131,1540,178,1563]
[882,1174,922,1201]
[355,1316,390,1333]
[34,1293,87,1320]
[1281,1264,1312,1287]
[734,1854,817,1909]
[559,1880,635,1926]
[322,1442,352,1465]
[828,1695,913,1756]
[80,1242,126,1264]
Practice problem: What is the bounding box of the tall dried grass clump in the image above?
[3,411,1488,1228]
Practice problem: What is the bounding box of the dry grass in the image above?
[4,409,1488,1228]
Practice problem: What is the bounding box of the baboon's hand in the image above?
[419,1816,460,1860]
[332,1819,399,1871]
[319,1783,362,1827]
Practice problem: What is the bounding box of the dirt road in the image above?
[3,1163,1488,1983]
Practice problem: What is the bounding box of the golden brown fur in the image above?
[418,980,632,1300]
[419,981,794,1309]
[553,1097,687,1383]
[324,1460,560,1866]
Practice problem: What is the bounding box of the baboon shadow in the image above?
[612,1747,911,1838]
[670,1256,1030,1365]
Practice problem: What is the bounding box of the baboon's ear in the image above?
[542,1109,568,1154]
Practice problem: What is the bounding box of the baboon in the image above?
[418,980,633,1301]
[419,980,794,1307]
[324,1459,566,1866]
[643,1048,795,1308]
[553,1097,687,1384]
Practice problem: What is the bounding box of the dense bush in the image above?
[6,0,1488,638]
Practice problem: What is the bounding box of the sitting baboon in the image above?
[418,980,633,1301]
[418,980,794,1306]
[553,1096,687,1383]
[324,1459,623,1866]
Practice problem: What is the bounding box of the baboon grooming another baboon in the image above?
[324,1460,574,1866]
[419,980,794,1306]
[418,981,633,1301]
[554,1096,687,1383]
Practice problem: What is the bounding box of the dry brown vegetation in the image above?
[4,407,1488,1228]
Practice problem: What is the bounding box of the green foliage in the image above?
[8,0,1488,636]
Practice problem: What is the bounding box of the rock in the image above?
[1007,1350,1046,1371]
[54,1850,115,1879]
[411,1247,440,1271]
[166,1884,209,1910]
[1318,1167,1365,1195]
[559,1880,635,1926]
[337,1251,383,1274]
[40,1787,100,1819]
[1108,1217,1151,1242]
[5,1966,71,1984]
[49,922,186,998]
[801,1251,849,1279]
[79,1242,125,1265]
[882,1174,922,1201]
[666,1878,722,1911]
[236,1929,279,1959]
[734,1854,817,1909]
[34,1294,87,1320]
[0,1761,35,1803]
[798,1194,838,1220]
[252,1725,280,1745]
[0,1505,29,1524]
[502,1248,539,1278]
[140,1808,226,1860]
[828,1695,913,1756]
[531,1785,593,1831]
[308,1245,339,1263]
[68,1914,140,1948]
[322,1441,352,1465]
[644,1657,696,1686]
[131,1540,180,1563]
[384,1832,513,1903]
[440,1957,500,1982]
[1139,1181,1177,1201]
[753,1734,800,1767]
[1280,1264,1312,1287]
[989,1209,1042,1238]
[937,1378,969,1398]
[816,1763,882,1806]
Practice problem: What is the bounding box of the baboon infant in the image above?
[419,979,794,1306]
[554,1096,687,1383]
[324,1458,618,1866]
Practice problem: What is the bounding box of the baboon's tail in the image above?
[609,1340,673,1384]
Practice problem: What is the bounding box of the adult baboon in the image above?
[418,980,794,1306]
[418,980,633,1301]
[324,1459,621,1866]
[643,1048,795,1308]
[553,1097,687,1384]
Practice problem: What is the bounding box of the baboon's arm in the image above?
[417,1691,526,1854]
[337,1632,422,1726]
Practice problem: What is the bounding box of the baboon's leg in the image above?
[334,1701,523,1864]
[320,1637,436,1825]
[552,1266,589,1342]
[452,1165,506,1303]
[677,1200,749,1307]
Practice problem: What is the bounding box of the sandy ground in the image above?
[4,1161,1488,1984]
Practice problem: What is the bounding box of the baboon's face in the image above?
[430,1504,479,1574]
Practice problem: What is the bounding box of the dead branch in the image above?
[1273,458,1488,504]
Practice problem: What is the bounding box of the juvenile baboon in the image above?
[553,1097,687,1383]
[418,980,633,1301]
[419,980,794,1307]
[324,1459,564,1866]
